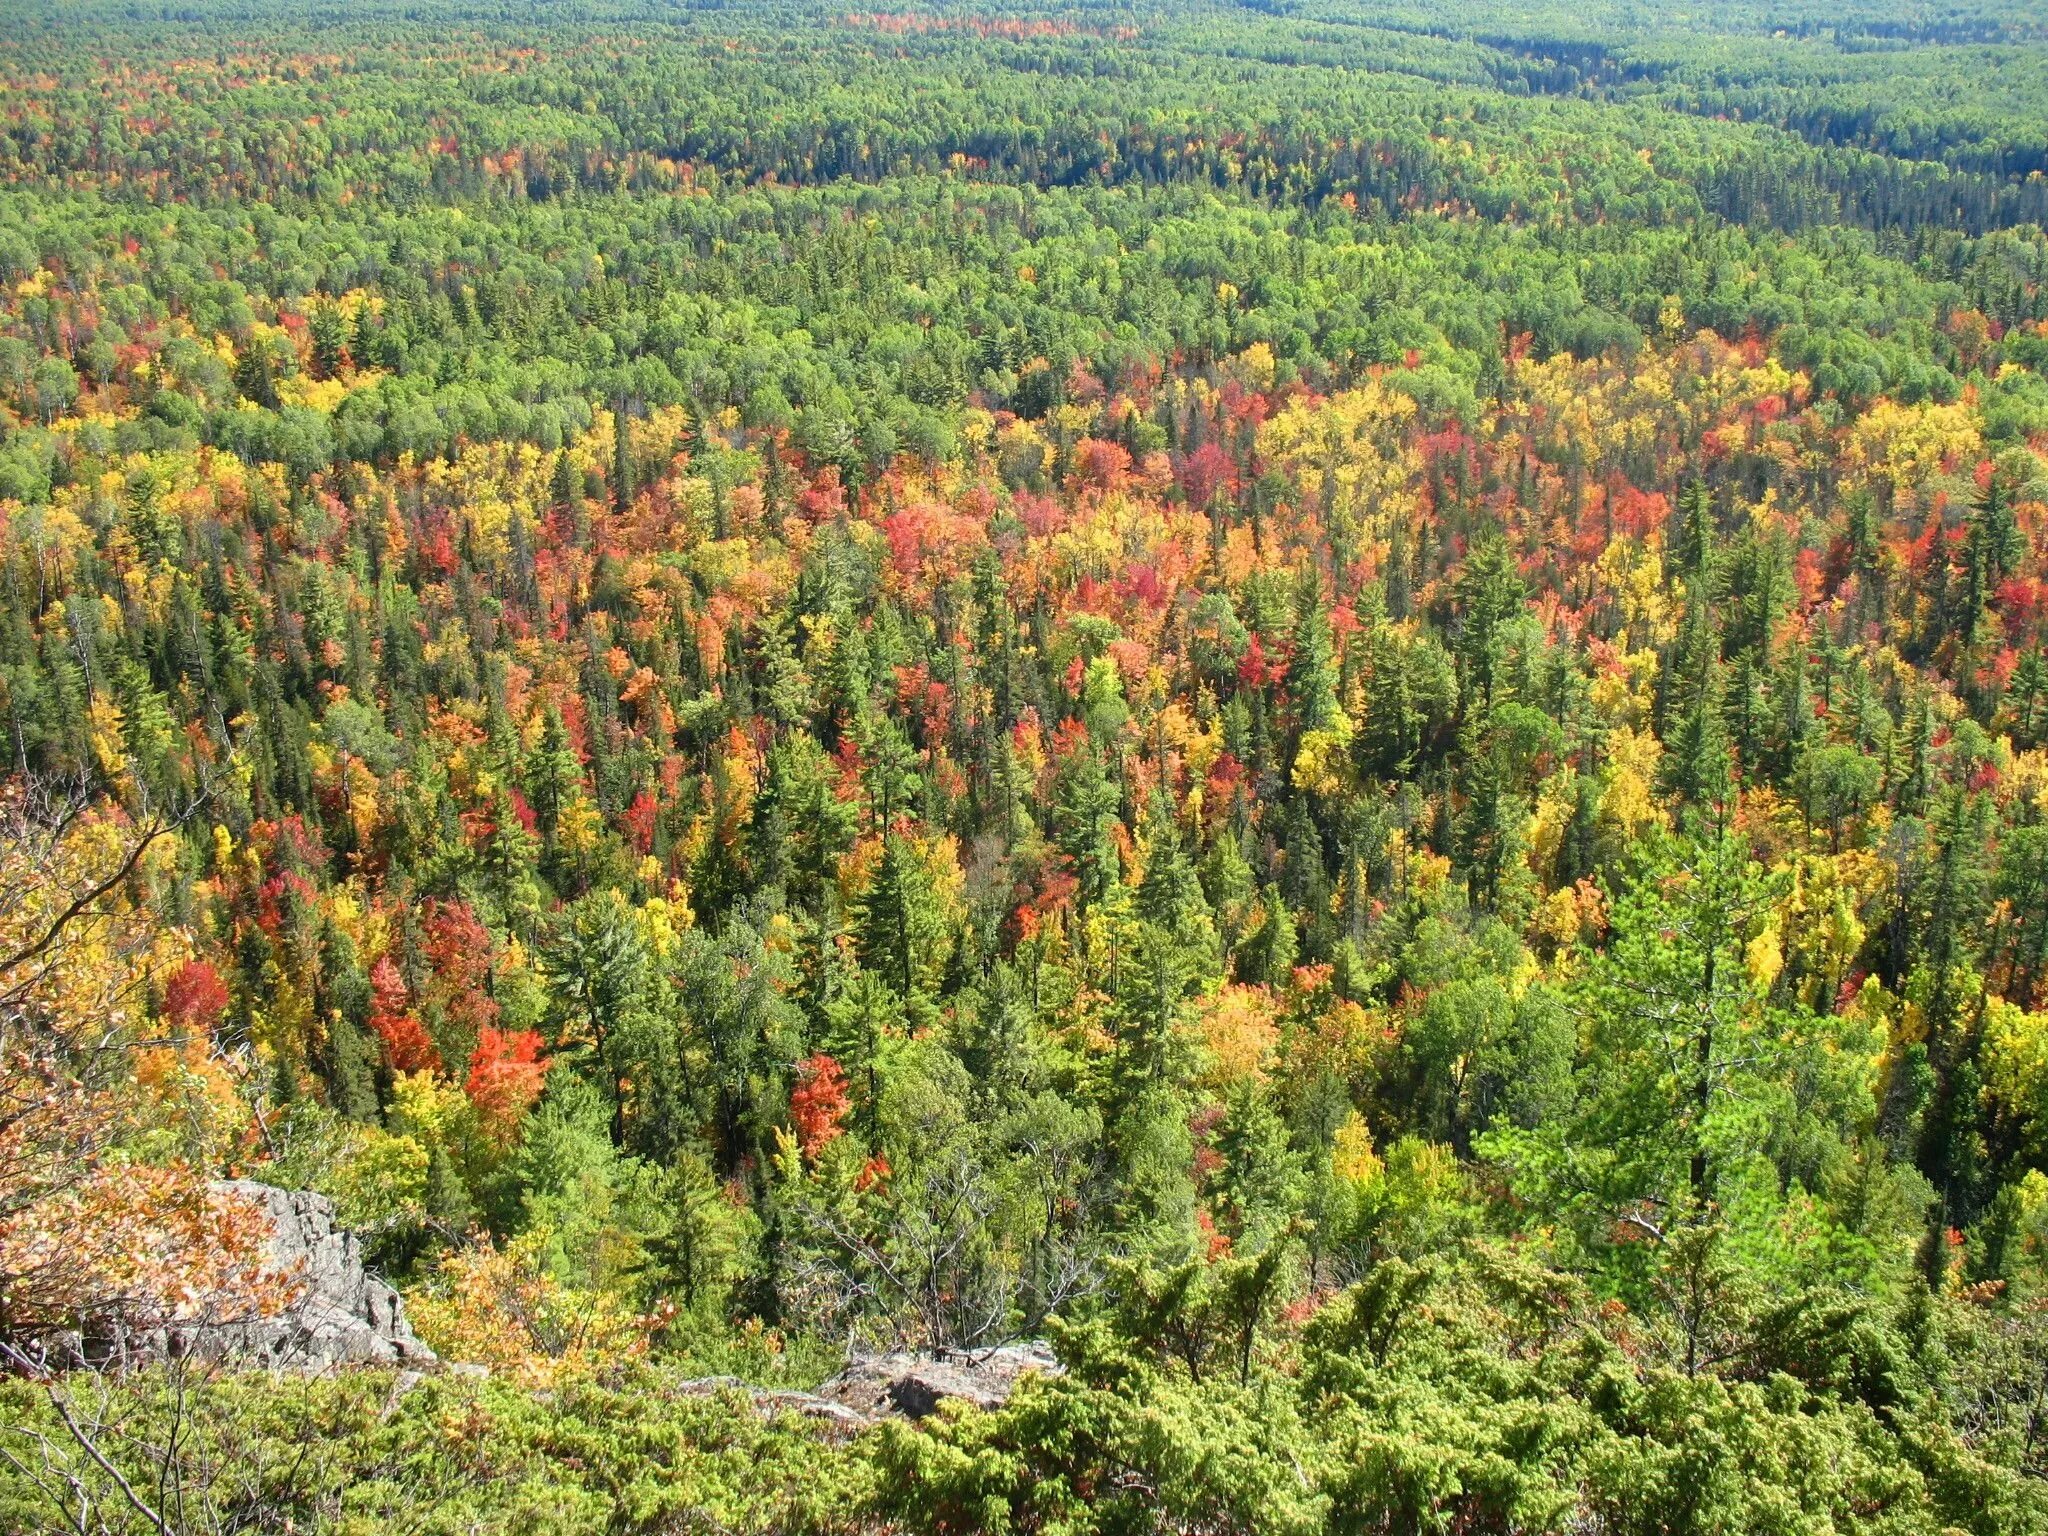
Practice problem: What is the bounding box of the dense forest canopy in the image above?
[4,0,2048,1531]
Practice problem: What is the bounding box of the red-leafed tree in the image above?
[161,959,230,1034]
[422,899,499,1050]
[1178,440,1235,509]
[367,954,439,1075]
[788,1052,850,1158]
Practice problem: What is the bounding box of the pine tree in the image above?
[1481,832,1790,1250]
[1236,885,1298,988]
[546,889,654,1147]
[485,783,544,934]
[551,448,583,513]
[350,301,379,371]
[327,1009,381,1120]
[1055,746,1123,908]
[1362,623,1420,779]
[309,304,350,379]
[1662,610,1732,815]
[426,1145,472,1233]
[1384,515,1411,621]
[855,833,947,1000]
[612,395,635,512]
[1775,642,1814,780]
[1451,531,1524,717]
[1456,721,1517,911]
[526,706,583,841]
[1674,477,1719,586]
[2007,646,2048,749]
[1559,771,1603,887]
[1895,688,1935,817]
[1137,794,1207,935]
[821,967,902,1146]
[1961,478,2019,647]
[1287,571,1343,741]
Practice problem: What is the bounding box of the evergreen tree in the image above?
[1662,618,1732,815]
[1054,746,1123,908]
[546,889,655,1147]
[1450,531,1524,717]
[822,967,903,1146]
[855,833,948,1001]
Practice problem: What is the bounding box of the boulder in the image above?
[669,1342,1060,1436]
[813,1342,1062,1421]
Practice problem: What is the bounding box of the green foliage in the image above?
[4,0,2048,1528]
[0,1365,874,1535]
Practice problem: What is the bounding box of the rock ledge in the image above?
[207,1179,436,1370]
[28,1181,434,1372]
[676,1342,1060,1435]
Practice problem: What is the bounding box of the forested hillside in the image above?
[4,0,2048,1530]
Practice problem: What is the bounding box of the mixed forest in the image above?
[5,0,2048,1529]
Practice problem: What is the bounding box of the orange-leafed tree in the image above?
[465,1027,549,1138]
[0,778,283,1349]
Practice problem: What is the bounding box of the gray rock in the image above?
[813,1342,1062,1421]
[29,1182,435,1373]
[669,1343,1058,1437]
[204,1180,437,1370]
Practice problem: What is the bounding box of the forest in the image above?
[3,0,2048,1530]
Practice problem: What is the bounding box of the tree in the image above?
[28,358,77,425]
[1662,610,1732,816]
[822,969,904,1148]
[525,706,584,844]
[789,1052,851,1159]
[1792,742,1881,850]
[1404,975,1517,1155]
[466,1027,549,1140]
[1993,825,2048,1007]
[1450,531,1524,717]
[0,777,281,1347]
[1053,747,1122,909]
[1482,834,1805,1283]
[367,954,439,1075]
[1286,573,1344,743]
[675,922,804,1175]
[854,833,951,1001]
[545,889,653,1147]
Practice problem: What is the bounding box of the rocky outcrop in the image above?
[814,1342,1062,1420]
[204,1180,436,1370]
[676,1343,1061,1436]
[28,1182,434,1373]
